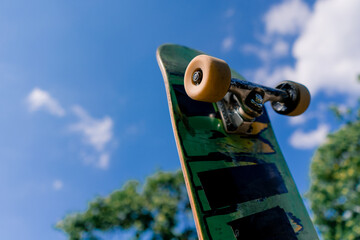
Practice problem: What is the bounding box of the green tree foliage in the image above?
[307,99,360,239]
[56,170,196,240]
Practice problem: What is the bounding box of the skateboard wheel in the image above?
[271,81,310,116]
[184,55,231,102]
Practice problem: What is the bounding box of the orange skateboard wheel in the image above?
[184,55,231,102]
[287,81,310,116]
[272,81,311,116]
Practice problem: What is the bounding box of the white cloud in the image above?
[27,88,65,117]
[70,105,114,170]
[253,65,295,86]
[98,153,110,170]
[292,0,360,96]
[70,105,113,151]
[288,102,341,126]
[26,87,116,170]
[222,36,235,51]
[243,39,289,64]
[225,8,235,18]
[288,114,307,126]
[264,0,311,35]
[53,180,63,191]
[124,122,144,136]
[242,1,305,85]
[272,40,289,57]
[250,0,360,98]
[80,150,111,170]
[289,124,329,149]
[242,44,270,62]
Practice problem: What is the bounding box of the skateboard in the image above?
[157,44,319,240]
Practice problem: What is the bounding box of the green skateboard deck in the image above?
[157,44,318,240]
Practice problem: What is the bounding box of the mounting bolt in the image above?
[250,93,264,109]
[192,70,203,85]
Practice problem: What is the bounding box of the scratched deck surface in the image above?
[157,44,318,240]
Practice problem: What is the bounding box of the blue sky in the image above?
[0,0,359,239]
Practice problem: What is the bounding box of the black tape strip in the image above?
[188,152,265,164]
[173,84,216,117]
[198,163,287,209]
[227,206,297,240]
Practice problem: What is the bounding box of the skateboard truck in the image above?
[184,55,311,134]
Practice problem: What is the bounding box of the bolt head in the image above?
[192,70,203,85]
[254,93,263,104]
